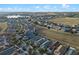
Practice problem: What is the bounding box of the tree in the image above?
[38,48,47,54]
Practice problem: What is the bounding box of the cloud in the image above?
[35,6,40,8]
[0,7,31,12]
[62,4,70,9]
[0,8,18,11]
[72,8,79,11]
[35,5,52,10]
[43,5,51,9]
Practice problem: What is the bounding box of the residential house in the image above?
[49,41,61,54]
[40,40,52,48]
[54,45,63,55]
[35,38,47,46]
[0,46,16,55]
[63,25,71,32]
[65,47,77,55]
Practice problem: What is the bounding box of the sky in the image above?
[0,4,79,12]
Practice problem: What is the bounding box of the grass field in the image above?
[40,27,79,51]
[49,17,79,26]
[0,22,8,34]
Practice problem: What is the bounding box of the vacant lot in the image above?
[49,17,79,26]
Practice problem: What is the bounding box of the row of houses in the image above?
[0,46,16,55]
[0,17,36,55]
[24,24,77,55]
[0,35,15,55]
[32,15,55,21]
[0,17,77,55]
[0,36,77,55]
[35,20,79,34]
[0,35,10,47]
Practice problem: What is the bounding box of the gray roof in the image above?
[65,47,76,55]
[0,46,16,55]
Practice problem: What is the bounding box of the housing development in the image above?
[0,12,79,55]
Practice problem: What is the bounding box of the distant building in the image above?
[6,15,24,18]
